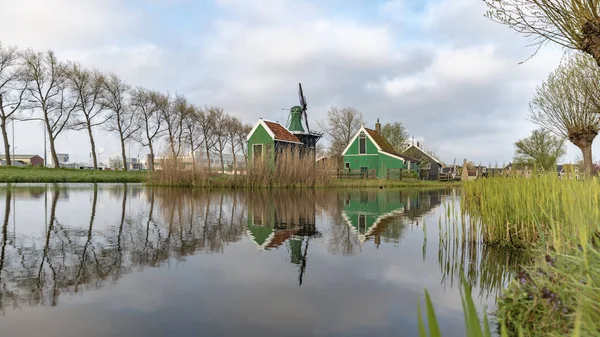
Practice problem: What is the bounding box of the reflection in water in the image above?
[0,184,526,336]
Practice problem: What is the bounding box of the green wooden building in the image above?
[342,120,418,178]
[246,119,305,165]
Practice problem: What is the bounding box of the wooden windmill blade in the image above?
[298,82,310,133]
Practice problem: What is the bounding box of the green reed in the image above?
[461,175,600,249]
[457,175,599,336]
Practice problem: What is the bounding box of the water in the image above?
[0,184,519,337]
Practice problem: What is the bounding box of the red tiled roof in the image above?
[264,121,302,143]
[364,128,404,158]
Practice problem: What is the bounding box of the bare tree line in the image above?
[0,42,252,171]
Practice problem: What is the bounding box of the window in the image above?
[359,214,366,234]
[359,133,366,154]
[345,162,350,170]
[253,144,263,161]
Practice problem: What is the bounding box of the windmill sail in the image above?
[298,83,310,133]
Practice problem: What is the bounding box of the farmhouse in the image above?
[402,143,443,180]
[342,120,418,179]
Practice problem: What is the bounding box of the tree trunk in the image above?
[48,135,60,169]
[87,124,98,169]
[582,19,600,67]
[120,137,128,172]
[581,143,594,177]
[219,150,224,173]
[205,142,211,173]
[148,142,155,172]
[232,148,237,176]
[1,118,11,166]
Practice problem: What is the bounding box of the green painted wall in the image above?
[343,130,408,177]
[345,131,378,155]
[247,123,275,165]
[378,153,407,178]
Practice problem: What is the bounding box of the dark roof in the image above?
[364,128,404,158]
[402,145,442,165]
[264,121,301,143]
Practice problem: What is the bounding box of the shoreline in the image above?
[0,167,460,188]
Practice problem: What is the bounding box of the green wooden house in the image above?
[341,120,418,179]
[246,119,305,165]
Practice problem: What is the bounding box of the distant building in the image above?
[402,143,443,180]
[151,152,246,172]
[0,154,44,167]
[53,153,69,167]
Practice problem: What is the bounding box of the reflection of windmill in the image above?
[286,83,323,154]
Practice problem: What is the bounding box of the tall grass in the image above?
[461,175,599,336]
[462,175,600,248]
[149,149,336,188]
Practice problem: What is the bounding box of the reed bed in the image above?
[457,175,600,336]
[149,149,334,188]
[462,175,600,249]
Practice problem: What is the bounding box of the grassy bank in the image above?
[0,165,457,189]
[0,166,147,183]
[460,175,600,336]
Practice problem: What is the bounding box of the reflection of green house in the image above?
[341,191,405,243]
[342,120,419,179]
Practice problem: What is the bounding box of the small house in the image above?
[342,120,417,179]
[402,143,443,180]
[246,119,305,165]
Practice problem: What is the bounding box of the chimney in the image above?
[375,118,381,133]
[417,141,420,148]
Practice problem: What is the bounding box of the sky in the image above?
[0,0,588,166]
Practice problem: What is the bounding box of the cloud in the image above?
[1,0,587,165]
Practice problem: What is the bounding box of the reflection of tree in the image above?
[0,186,251,313]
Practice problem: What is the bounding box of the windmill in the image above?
[286,83,323,153]
[298,83,310,133]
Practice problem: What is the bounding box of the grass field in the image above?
[0,166,147,183]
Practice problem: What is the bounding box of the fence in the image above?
[337,169,377,180]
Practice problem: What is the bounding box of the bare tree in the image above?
[21,50,77,168]
[197,106,218,173]
[236,123,252,168]
[210,107,228,172]
[225,116,242,174]
[317,107,363,156]
[103,73,139,171]
[65,63,107,169]
[484,1,600,66]
[183,105,204,174]
[530,52,600,175]
[131,87,163,171]
[0,42,28,165]
[161,94,185,158]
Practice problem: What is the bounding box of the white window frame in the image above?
[253,144,264,161]
[345,162,350,170]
